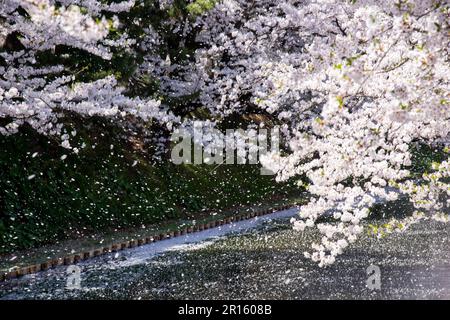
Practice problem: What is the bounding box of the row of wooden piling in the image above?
[0,204,297,282]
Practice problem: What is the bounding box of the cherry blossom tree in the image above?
[0,0,180,150]
[193,0,449,266]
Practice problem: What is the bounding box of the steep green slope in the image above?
[0,122,297,253]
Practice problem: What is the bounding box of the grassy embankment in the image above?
[0,120,301,268]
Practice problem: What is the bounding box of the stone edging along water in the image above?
[0,203,300,282]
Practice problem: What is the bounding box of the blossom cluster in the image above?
[192,0,449,266]
[0,0,177,149]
